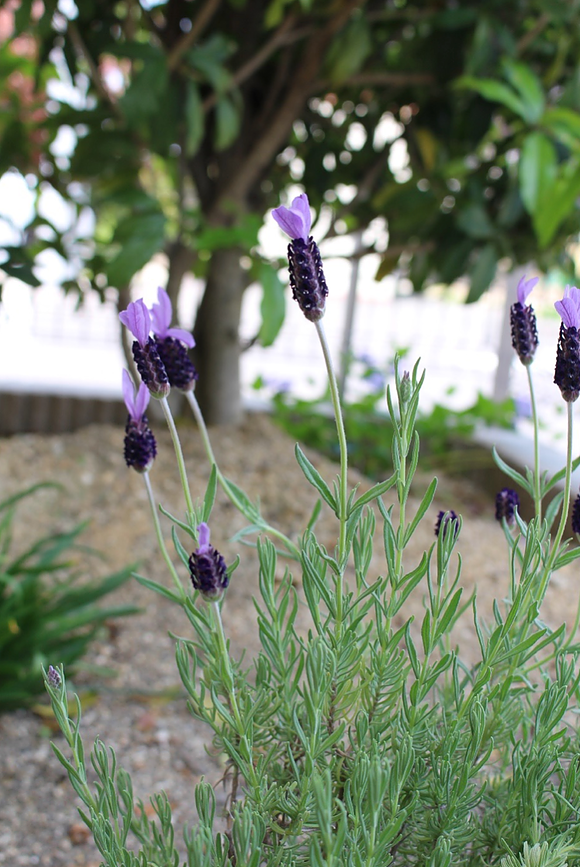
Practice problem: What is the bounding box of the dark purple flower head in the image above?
[554,289,580,403]
[287,238,329,321]
[122,370,157,473]
[272,193,312,242]
[119,300,170,398]
[510,275,538,366]
[495,488,519,525]
[572,492,580,537]
[188,523,229,601]
[151,288,198,392]
[435,510,459,539]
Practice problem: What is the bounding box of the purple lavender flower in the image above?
[572,492,580,537]
[150,288,198,392]
[554,286,580,403]
[495,488,519,525]
[122,369,157,473]
[435,510,459,539]
[273,193,328,322]
[510,275,539,366]
[47,665,61,688]
[188,523,229,601]
[119,300,170,398]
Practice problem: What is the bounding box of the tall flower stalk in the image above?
[510,275,541,519]
[273,193,349,620]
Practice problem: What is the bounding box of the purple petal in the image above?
[272,193,312,241]
[197,522,211,552]
[516,275,538,305]
[555,285,580,329]
[122,369,137,417]
[555,297,580,329]
[165,326,195,348]
[119,299,151,346]
[150,287,172,337]
[151,287,195,346]
[134,380,150,418]
[122,369,150,420]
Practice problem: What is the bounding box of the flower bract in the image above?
[272,193,312,242]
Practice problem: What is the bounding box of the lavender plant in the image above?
[44,197,580,867]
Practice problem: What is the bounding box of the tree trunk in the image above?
[193,246,245,425]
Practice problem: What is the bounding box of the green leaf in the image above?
[534,161,580,247]
[0,247,41,287]
[133,573,184,603]
[106,211,166,287]
[466,243,498,303]
[294,445,337,513]
[215,96,240,151]
[519,132,557,216]
[501,59,545,123]
[541,107,580,152]
[324,16,372,85]
[455,204,495,240]
[257,262,285,347]
[455,75,528,119]
[185,81,204,157]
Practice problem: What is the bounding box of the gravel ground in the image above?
[0,412,578,866]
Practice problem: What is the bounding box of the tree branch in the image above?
[208,0,365,217]
[167,0,222,72]
[67,23,122,116]
[201,15,304,112]
[311,70,436,92]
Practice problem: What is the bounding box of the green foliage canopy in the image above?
[1,0,580,334]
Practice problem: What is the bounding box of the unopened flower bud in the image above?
[47,665,61,688]
[495,488,519,525]
[400,371,411,404]
[188,523,229,601]
[435,510,459,539]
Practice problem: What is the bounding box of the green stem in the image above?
[314,320,348,567]
[142,471,186,599]
[159,395,195,519]
[526,365,542,522]
[539,402,574,598]
[211,600,260,789]
[184,390,300,559]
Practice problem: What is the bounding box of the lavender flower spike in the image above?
[510,274,539,366]
[554,285,580,402]
[151,287,198,392]
[119,299,170,398]
[188,522,229,601]
[122,369,157,473]
[273,193,328,322]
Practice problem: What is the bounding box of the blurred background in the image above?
[1,0,580,462]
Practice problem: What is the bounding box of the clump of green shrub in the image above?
[0,482,136,711]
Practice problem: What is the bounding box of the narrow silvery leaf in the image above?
[295,444,337,512]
